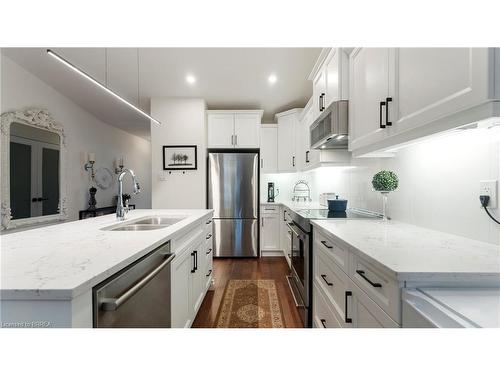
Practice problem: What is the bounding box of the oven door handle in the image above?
[100,253,175,311]
[286,222,307,241]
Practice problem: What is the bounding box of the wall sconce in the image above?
[84,153,96,180]
[115,156,124,174]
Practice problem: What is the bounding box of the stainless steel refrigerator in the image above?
[207,151,259,257]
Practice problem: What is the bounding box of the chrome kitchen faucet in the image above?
[116,169,140,220]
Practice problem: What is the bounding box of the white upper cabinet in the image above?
[234,113,261,148]
[391,48,492,133]
[260,125,278,173]
[207,110,263,149]
[275,109,300,172]
[207,113,235,148]
[310,48,350,121]
[349,48,500,157]
[349,48,392,153]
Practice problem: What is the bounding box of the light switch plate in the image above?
[480,180,497,209]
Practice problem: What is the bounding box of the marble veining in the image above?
[1,209,212,300]
[311,219,500,282]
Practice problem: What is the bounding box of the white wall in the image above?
[262,127,500,245]
[1,56,152,222]
[150,98,207,209]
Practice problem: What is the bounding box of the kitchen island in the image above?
[1,209,213,328]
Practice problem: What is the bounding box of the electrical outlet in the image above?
[480,180,498,209]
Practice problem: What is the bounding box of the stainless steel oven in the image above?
[93,241,174,328]
[286,212,311,327]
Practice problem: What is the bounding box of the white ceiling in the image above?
[2,48,321,139]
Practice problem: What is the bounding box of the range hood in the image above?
[310,100,348,149]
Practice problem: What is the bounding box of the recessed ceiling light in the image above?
[186,75,196,84]
[268,74,277,84]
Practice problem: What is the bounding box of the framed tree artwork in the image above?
[162,145,198,170]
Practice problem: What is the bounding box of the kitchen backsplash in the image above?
[262,126,500,245]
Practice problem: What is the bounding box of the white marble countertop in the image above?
[1,209,212,300]
[311,219,500,283]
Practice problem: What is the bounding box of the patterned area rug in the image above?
[215,279,284,328]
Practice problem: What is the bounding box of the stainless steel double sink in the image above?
[102,216,187,231]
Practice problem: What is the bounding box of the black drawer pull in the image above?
[206,220,212,225]
[385,97,392,126]
[206,269,212,277]
[190,251,196,273]
[320,240,333,249]
[206,234,212,240]
[356,270,382,288]
[321,274,333,286]
[345,291,352,323]
[206,248,212,255]
[320,319,327,328]
[380,101,386,129]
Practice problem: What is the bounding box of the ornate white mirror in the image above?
[1,109,67,230]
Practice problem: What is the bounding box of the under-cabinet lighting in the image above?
[47,49,161,125]
[336,135,345,140]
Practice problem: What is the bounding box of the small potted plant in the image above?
[372,170,399,220]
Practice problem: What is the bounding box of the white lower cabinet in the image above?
[348,280,399,328]
[313,226,400,328]
[260,205,281,255]
[170,216,213,328]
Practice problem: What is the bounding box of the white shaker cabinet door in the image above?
[234,113,260,148]
[260,126,278,173]
[277,114,296,172]
[171,249,194,328]
[349,48,391,152]
[207,113,235,148]
[392,48,491,133]
[261,214,280,252]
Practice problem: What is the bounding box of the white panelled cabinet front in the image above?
[275,109,301,172]
[349,47,498,156]
[260,206,281,253]
[260,125,278,173]
[170,217,213,328]
[207,110,263,149]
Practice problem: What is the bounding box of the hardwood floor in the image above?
[192,256,304,328]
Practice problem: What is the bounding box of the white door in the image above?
[313,67,327,119]
[325,49,341,106]
[349,48,391,152]
[277,114,296,172]
[234,113,260,148]
[207,113,234,148]
[261,214,280,252]
[171,249,194,328]
[348,281,399,328]
[260,127,278,173]
[391,48,491,133]
[191,245,206,316]
[303,105,319,168]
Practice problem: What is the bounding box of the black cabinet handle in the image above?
[385,97,392,126]
[206,248,212,255]
[206,269,212,277]
[321,93,325,111]
[356,270,382,288]
[345,291,352,323]
[320,319,327,328]
[320,240,333,249]
[283,209,287,222]
[32,198,38,202]
[305,151,310,163]
[321,274,333,286]
[206,234,212,240]
[379,101,386,129]
[206,220,212,225]
[319,94,322,112]
[191,251,196,273]
[292,156,295,167]
[194,250,198,271]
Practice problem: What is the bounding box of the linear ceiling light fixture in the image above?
[46,49,161,125]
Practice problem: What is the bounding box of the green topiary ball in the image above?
[372,170,399,191]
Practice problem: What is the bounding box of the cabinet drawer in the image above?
[314,244,351,324]
[261,205,280,213]
[313,228,348,271]
[349,253,401,324]
[313,282,342,328]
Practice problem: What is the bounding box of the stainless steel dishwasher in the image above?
[93,241,174,328]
